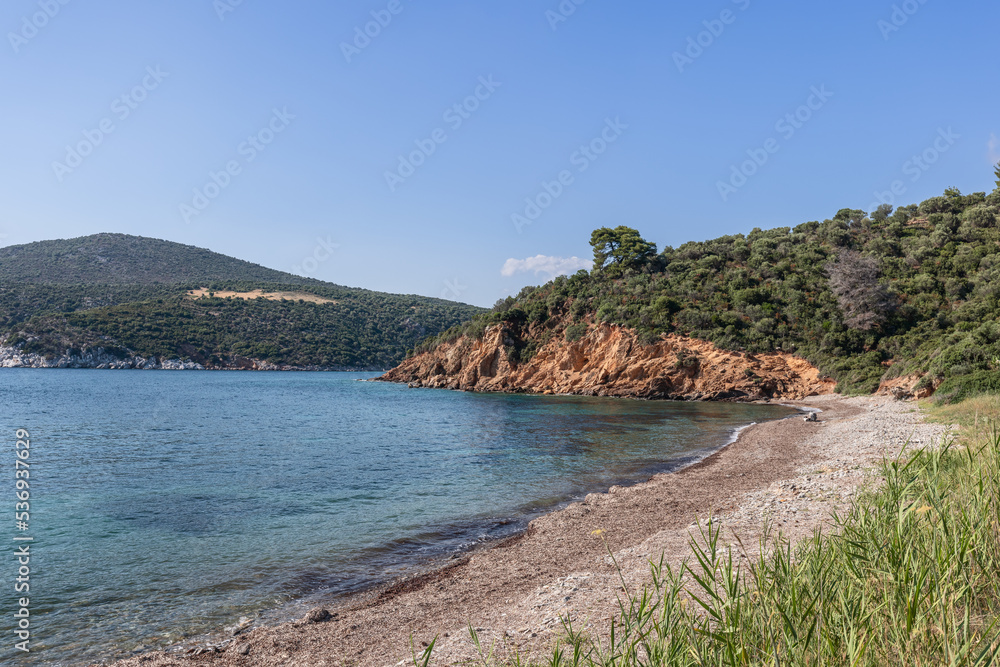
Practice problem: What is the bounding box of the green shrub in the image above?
[935,370,1000,404]
[564,323,588,342]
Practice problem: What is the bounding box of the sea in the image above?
[0,370,796,665]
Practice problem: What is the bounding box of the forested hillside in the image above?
[0,234,482,369]
[0,233,314,285]
[412,180,1000,400]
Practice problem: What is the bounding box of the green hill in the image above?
[0,233,311,285]
[0,234,483,369]
[413,182,1000,400]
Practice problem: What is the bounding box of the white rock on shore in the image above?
[0,345,204,370]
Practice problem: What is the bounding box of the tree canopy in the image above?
[590,226,657,276]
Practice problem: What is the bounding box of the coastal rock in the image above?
[0,345,206,371]
[303,608,331,624]
[379,323,836,401]
[876,373,942,401]
[0,344,380,372]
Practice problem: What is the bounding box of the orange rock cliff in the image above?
[378,321,837,401]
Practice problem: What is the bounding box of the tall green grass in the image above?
[418,397,1000,666]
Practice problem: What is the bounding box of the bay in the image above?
[0,370,795,664]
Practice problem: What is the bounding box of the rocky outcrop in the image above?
[0,345,378,372]
[379,323,836,401]
[875,373,937,400]
[0,345,206,370]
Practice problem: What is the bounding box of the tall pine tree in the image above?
[994,161,1000,191]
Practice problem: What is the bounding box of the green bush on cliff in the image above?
[564,323,588,342]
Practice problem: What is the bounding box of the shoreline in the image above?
[0,348,388,372]
[90,403,793,663]
[96,394,946,667]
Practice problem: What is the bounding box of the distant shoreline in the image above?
[0,346,387,372]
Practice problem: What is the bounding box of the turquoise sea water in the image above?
[0,370,795,665]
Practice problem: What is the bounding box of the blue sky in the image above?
[1,0,997,307]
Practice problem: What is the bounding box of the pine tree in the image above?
[994,161,1000,191]
[590,226,657,276]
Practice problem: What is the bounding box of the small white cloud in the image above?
[989,133,1000,164]
[501,255,592,279]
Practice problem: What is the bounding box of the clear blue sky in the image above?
[1,0,997,307]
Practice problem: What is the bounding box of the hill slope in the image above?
[0,233,310,285]
[0,234,483,370]
[384,184,1000,401]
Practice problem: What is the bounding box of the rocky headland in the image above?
[380,322,837,401]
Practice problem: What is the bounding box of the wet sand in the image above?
[97,395,946,667]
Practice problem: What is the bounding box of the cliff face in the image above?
[0,345,206,370]
[875,373,938,401]
[379,322,836,401]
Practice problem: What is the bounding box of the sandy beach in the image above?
[97,394,948,667]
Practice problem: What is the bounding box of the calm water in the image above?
[0,370,795,665]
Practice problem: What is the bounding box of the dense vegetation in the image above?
[0,284,177,328]
[0,235,482,369]
[417,181,1000,397]
[0,233,314,285]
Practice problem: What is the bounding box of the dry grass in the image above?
[185,288,337,305]
[925,393,1000,431]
